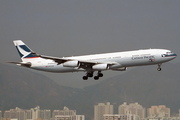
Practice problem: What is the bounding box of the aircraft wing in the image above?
[37,54,69,64]
[33,53,119,69]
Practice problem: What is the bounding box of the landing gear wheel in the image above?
[98,73,103,77]
[94,76,99,80]
[157,68,161,71]
[97,71,103,77]
[86,72,94,78]
[83,76,88,80]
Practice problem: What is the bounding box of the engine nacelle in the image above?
[63,61,79,67]
[92,64,109,70]
[111,67,127,71]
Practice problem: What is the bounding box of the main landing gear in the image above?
[82,71,103,80]
[82,72,93,80]
[157,63,162,71]
[94,71,103,80]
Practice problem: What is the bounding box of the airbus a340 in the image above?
[8,40,177,80]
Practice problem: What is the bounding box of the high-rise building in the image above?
[3,106,51,120]
[147,105,170,117]
[3,106,83,120]
[4,107,26,120]
[52,106,76,118]
[104,114,138,120]
[44,110,51,120]
[4,111,10,119]
[94,102,114,120]
[26,110,32,120]
[38,110,51,120]
[28,106,51,120]
[31,106,40,120]
[118,102,146,119]
[55,115,85,120]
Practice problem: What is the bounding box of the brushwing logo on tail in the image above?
[16,45,38,58]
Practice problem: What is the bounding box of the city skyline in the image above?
[2,106,82,120]
[1,102,180,120]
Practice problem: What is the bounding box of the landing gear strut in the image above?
[157,63,162,71]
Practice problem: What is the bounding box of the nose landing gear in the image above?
[157,63,162,71]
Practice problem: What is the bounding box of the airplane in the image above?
[8,40,177,80]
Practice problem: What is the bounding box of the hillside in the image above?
[0,63,79,111]
[0,63,180,120]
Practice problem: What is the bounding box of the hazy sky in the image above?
[0,0,179,88]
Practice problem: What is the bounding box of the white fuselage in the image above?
[27,49,176,73]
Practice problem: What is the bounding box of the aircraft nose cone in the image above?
[172,53,177,59]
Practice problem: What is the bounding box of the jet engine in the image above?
[92,64,109,70]
[63,61,79,67]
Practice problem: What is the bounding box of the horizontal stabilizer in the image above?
[7,62,31,67]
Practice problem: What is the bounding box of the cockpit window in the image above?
[162,51,176,58]
[166,52,172,55]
